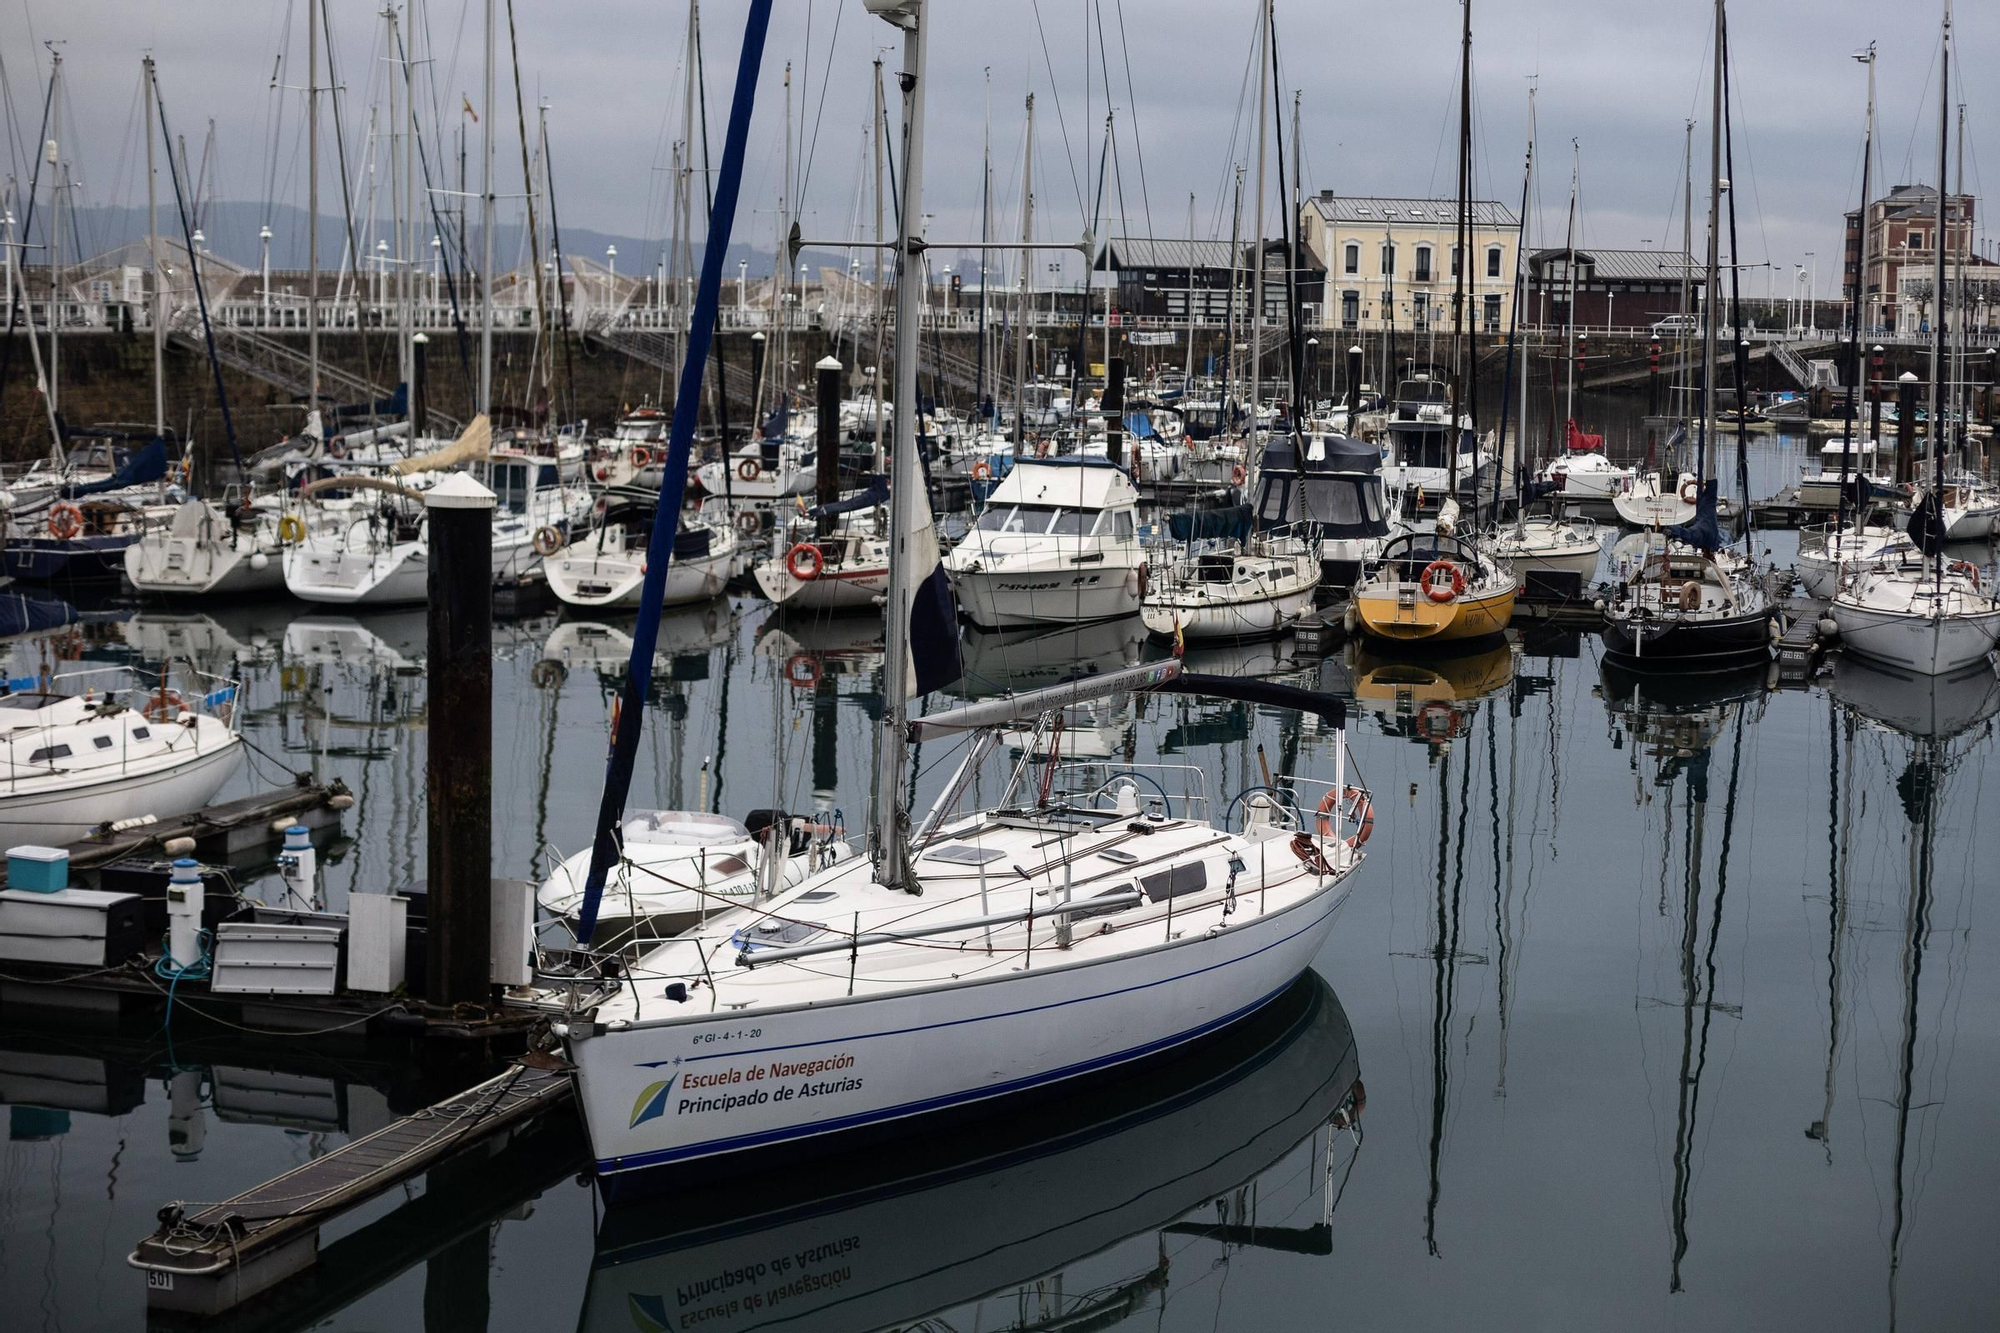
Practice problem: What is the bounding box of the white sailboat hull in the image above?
[0,739,242,844]
[283,542,430,606]
[753,561,888,611]
[950,564,1143,628]
[126,539,285,597]
[569,884,1350,1197]
[1829,599,2000,675]
[547,551,731,609]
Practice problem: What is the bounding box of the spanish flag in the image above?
[462,94,478,123]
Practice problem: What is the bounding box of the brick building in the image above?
[1524,248,1701,332]
[1842,183,1975,334]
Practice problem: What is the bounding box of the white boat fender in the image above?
[163,836,197,858]
[328,792,356,811]
[1816,617,1839,640]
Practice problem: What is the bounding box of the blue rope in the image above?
[155,927,214,1033]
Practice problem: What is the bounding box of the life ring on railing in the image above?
[46,503,83,541]
[1291,784,1373,874]
[532,525,565,557]
[1679,479,1700,505]
[328,439,348,460]
[630,446,651,471]
[733,509,762,536]
[785,542,824,581]
[1420,558,1465,603]
[142,689,187,723]
[737,458,762,482]
[277,513,307,545]
[971,460,993,481]
[784,653,821,688]
[1950,559,1982,590]
[1232,463,1247,486]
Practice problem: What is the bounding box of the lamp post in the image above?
[430,235,441,307]
[606,244,618,313]
[737,258,748,315]
[375,237,389,315]
[1805,251,1817,335]
[259,224,272,324]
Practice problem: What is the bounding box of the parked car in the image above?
[1650,314,1701,338]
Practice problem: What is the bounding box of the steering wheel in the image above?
[1224,785,1303,832]
[1088,770,1171,813]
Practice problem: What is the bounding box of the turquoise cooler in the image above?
[7,846,69,893]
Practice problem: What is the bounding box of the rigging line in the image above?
[504,0,550,400]
[260,5,295,221]
[0,72,55,412]
[153,65,243,472]
[1027,0,1086,216]
[1110,0,1155,243]
[795,0,844,214]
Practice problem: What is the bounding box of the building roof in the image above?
[1307,194,1519,228]
[1845,182,1974,222]
[1527,247,1702,283]
[1102,237,1242,270]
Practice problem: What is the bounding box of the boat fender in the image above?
[371,1007,426,1036]
[533,525,565,557]
[1816,616,1839,640]
[163,836,197,858]
[785,542,824,581]
[327,792,356,811]
[47,502,84,541]
[594,464,613,483]
[738,458,762,482]
[1420,559,1465,603]
[1679,479,1700,505]
[328,438,347,460]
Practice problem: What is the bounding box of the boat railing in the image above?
[1039,759,1212,823]
[38,662,246,732]
[1277,773,1369,866]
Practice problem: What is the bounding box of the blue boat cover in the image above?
[1663,478,1724,553]
[809,475,889,520]
[1167,504,1253,543]
[61,436,168,500]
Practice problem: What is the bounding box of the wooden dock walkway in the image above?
[130,1059,574,1318]
[2,778,354,881]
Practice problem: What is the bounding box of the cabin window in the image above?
[28,744,71,763]
[1414,246,1432,282]
[1113,511,1135,539]
[1342,242,1359,275]
[1257,479,1291,524]
[93,735,114,749]
[1486,246,1503,278]
[132,726,152,740]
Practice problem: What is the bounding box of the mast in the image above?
[1702,0,1722,486]
[308,3,321,419]
[47,48,61,428]
[1246,0,1270,463]
[873,0,931,893]
[1012,90,1033,453]
[1449,0,1470,502]
[1513,87,1536,538]
[1929,2,1949,589]
[400,1,417,422]
[1225,165,1242,430]
[1183,192,1196,383]
[1560,148,1578,431]
[1838,44,1874,534]
[874,57,888,463]
[976,66,990,418]
[145,56,164,442]
[479,0,495,416]
[1951,99,1966,468]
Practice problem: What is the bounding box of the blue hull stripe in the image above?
[596,893,1345,1178]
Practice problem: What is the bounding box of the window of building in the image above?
[1910,231,1926,251]
[1343,242,1359,275]
[1451,247,1461,278]
[1483,293,1502,333]
[1486,246,1502,278]
[1414,245,1432,281]
[1341,290,1359,327]
[1380,243,1396,277]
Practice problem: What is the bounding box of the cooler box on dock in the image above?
[0,887,146,967]
[7,845,69,893]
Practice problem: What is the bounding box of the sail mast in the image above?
[145,56,164,441]
[1450,0,1470,504]
[1013,90,1033,452]
[1702,0,1722,486]
[307,0,321,420]
[1247,0,1270,470]
[873,0,932,893]
[1929,2,1950,588]
[1837,43,1874,534]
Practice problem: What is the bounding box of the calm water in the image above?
[3,427,1998,1331]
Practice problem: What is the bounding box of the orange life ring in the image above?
[1679,479,1700,505]
[142,689,186,722]
[46,502,83,541]
[532,525,564,557]
[734,509,762,536]
[785,542,824,581]
[784,653,821,688]
[972,460,993,481]
[1232,463,1247,486]
[630,445,651,470]
[1292,784,1373,874]
[737,458,762,482]
[1420,558,1465,603]
[1035,439,1051,459]
[1416,699,1462,741]
[1950,559,1982,590]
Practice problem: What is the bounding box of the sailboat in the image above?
[1828,11,2000,676]
[550,0,1373,1202]
[1601,8,1771,673]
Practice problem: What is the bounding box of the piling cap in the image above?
[817,355,843,372]
[1899,371,1920,383]
[425,471,497,510]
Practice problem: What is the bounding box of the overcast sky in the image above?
[0,1,1988,297]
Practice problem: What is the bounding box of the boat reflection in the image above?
[540,601,740,699]
[1339,640,1516,754]
[1828,652,2000,741]
[582,972,1362,1333]
[952,614,1151,698]
[753,612,886,688]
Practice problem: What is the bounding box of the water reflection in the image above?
[1339,641,1516,756]
[583,972,1361,1333]
[954,614,1152,696]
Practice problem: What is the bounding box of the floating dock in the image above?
[129,1059,575,1320]
[28,779,355,877]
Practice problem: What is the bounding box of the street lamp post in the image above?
[259,224,273,324]
[737,259,748,315]
[1805,251,1817,335]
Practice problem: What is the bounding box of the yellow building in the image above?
[1300,192,1521,335]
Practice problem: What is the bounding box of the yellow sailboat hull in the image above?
[1353,583,1516,644]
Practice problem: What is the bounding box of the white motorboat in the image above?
[1929,474,2000,540]
[589,407,671,487]
[546,506,736,610]
[1141,527,1319,641]
[943,458,1145,628]
[1795,520,1917,599]
[1379,375,1492,505]
[0,665,243,843]
[124,497,289,597]
[1612,470,1699,527]
[1796,437,1893,510]
[1540,447,1634,501]
[1249,432,1406,592]
[537,810,850,951]
[1830,550,2000,675]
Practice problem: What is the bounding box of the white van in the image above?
[1650,314,1701,338]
